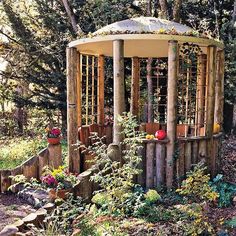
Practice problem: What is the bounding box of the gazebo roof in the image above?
[69,17,224,58]
[93,17,192,35]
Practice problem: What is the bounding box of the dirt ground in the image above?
[0,193,35,231]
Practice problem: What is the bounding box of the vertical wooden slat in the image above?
[137,143,146,187]
[113,40,125,144]
[198,139,207,164]
[155,143,165,187]
[97,55,105,125]
[196,54,207,135]
[146,142,155,189]
[67,47,79,173]
[131,57,140,118]
[192,140,199,164]
[166,40,179,188]
[176,141,185,186]
[77,52,82,127]
[184,141,192,172]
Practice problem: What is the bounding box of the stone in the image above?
[18,188,50,208]
[0,225,18,236]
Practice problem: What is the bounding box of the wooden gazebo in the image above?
[66,17,224,188]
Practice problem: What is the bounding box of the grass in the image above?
[0,137,47,169]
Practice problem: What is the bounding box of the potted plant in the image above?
[41,166,78,200]
[45,127,61,144]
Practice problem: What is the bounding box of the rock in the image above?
[233,196,236,206]
[13,219,25,231]
[42,202,55,213]
[18,188,50,208]
[22,213,38,226]
[0,225,19,236]
[72,229,81,236]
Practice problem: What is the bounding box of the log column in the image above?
[67,47,80,173]
[214,50,225,127]
[196,54,207,135]
[205,46,217,137]
[166,40,179,188]
[97,55,105,125]
[130,57,140,118]
[205,46,217,174]
[77,52,82,127]
[113,40,125,144]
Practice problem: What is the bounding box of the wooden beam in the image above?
[214,50,225,127]
[77,52,82,127]
[67,47,80,173]
[97,55,105,125]
[130,57,140,118]
[166,40,179,188]
[113,40,125,144]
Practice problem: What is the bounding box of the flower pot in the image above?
[47,137,60,145]
[49,188,72,200]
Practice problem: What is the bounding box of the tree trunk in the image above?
[147,0,152,16]
[60,0,83,35]
[159,0,168,19]
[173,0,182,22]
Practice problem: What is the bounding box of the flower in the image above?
[41,174,58,187]
[45,127,61,138]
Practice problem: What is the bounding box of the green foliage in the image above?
[176,163,219,203]
[90,112,144,215]
[176,203,215,236]
[225,217,236,228]
[46,194,86,235]
[144,189,161,204]
[210,174,236,208]
[0,137,46,169]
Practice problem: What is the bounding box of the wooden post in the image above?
[196,54,207,135]
[97,55,105,125]
[205,46,217,173]
[85,55,89,125]
[176,141,185,186]
[166,40,178,188]
[67,47,80,173]
[214,50,225,127]
[77,52,82,127]
[130,57,140,118]
[48,144,62,169]
[184,142,191,172]
[113,40,125,144]
[146,142,155,189]
[155,143,165,187]
[205,46,217,137]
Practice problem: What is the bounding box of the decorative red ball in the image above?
[155,130,166,140]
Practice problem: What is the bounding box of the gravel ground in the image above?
[0,193,35,231]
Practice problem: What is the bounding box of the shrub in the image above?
[176,163,219,203]
[90,112,144,215]
[210,174,236,208]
